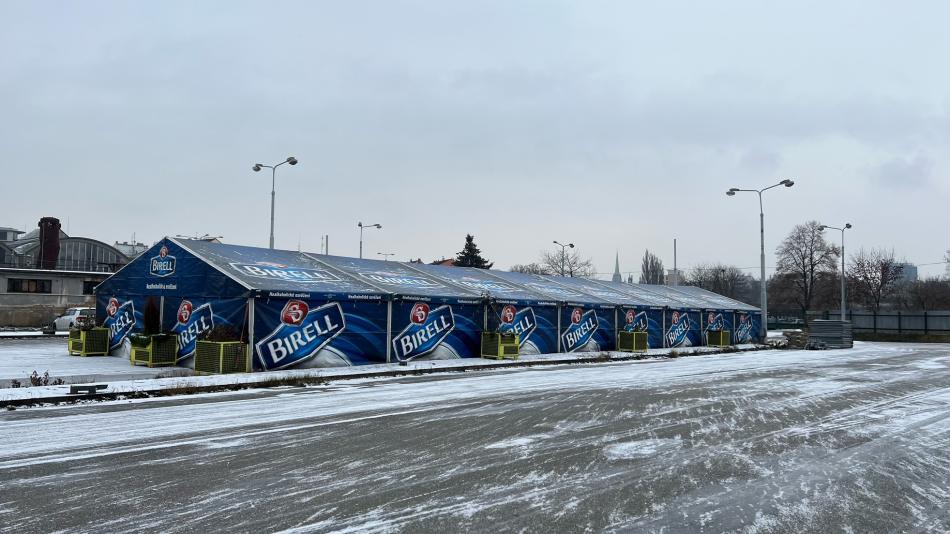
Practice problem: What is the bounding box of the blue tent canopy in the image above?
[409,263,556,306]
[484,270,612,306]
[94,237,762,370]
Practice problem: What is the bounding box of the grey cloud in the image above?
[870,154,934,188]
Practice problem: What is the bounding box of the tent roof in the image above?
[179,239,382,296]
[547,276,662,307]
[591,280,685,308]
[483,270,612,305]
[121,238,759,311]
[308,254,480,300]
[667,285,759,311]
[409,263,555,304]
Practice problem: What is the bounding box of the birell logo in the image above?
[624,309,649,333]
[149,245,177,277]
[359,270,443,289]
[561,307,598,352]
[735,313,754,344]
[665,311,692,347]
[497,304,536,347]
[104,297,136,350]
[705,312,725,332]
[172,300,215,359]
[391,303,455,362]
[229,261,342,284]
[255,300,346,370]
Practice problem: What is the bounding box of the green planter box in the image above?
[195,341,249,375]
[130,335,178,367]
[706,330,732,347]
[68,328,109,356]
[617,331,648,353]
[481,332,520,360]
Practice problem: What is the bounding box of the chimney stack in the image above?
[35,217,61,270]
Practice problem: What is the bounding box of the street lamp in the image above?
[377,252,395,261]
[726,178,794,339]
[357,222,381,259]
[252,156,298,249]
[553,240,575,276]
[818,223,852,321]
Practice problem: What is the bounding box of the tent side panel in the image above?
[664,308,703,348]
[161,297,249,366]
[619,306,665,349]
[390,300,482,361]
[485,301,559,355]
[253,296,389,370]
[560,304,614,352]
[734,310,760,344]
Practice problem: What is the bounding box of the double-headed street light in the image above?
[358,222,382,259]
[726,178,795,339]
[818,223,852,321]
[252,156,298,249]
[377,252,395,261]
[553,240,574,277]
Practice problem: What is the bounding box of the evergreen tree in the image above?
[455,234,493,269]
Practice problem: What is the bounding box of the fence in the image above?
[769,310,950,335]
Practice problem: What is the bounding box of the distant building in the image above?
[1,218,128,272]
[612,252,622,283]
[666,268,683,286]
[0,217,132,326]
[113,241,150,258]
[897,263,918,283]
[430,258,456,266]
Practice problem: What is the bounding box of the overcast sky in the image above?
[2,1,947,278]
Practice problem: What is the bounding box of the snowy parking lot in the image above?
[2,342,950,532]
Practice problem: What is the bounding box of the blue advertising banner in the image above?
[734,311,760,344]
[560,306,615,352]
[253,297,389,369]
[102,297,137,350]
[701,310,734,345]
[163,297,248,362]
[488,303,558,355]
[664,309,702,348]
[391,301,481,361]
[620,307,664,349]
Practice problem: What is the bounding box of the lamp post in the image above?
[726,178,795,339]
[818,223,852,320]
[377,252,395,261]
[252,156,298,249]
[553,240,574,276]
[357,222,381,259]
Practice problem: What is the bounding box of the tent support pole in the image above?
[663,309,668,348]
[386,300,392,363]
[159,296,164,330]
[247,298,255,373]
[556,304,562,352]
[614,307,618,351]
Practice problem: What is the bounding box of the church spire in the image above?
[612,251,622,283]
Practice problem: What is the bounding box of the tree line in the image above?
[452,232,950,313]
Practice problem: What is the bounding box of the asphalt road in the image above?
[2,342,950,533]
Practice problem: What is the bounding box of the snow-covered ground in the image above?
[0,338,191,388]
[0,336,759,401]
[1,341,949,532]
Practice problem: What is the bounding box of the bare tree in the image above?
[540,250,595,278]
[509,263,550,275]
[639,250,665,284]
[848,247,903,312]
[774,220,839,315]
[685,263,750,300]
[905,277,950,310]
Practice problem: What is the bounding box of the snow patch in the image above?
[603,438,681,460]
